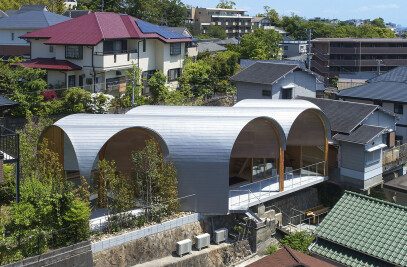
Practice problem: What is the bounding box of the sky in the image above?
[183,0,406,27]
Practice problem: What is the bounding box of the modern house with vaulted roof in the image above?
[230,62,324,101]
[310,191,407,267]
[41,100,330,214]
[0,10,70,59]
[17,12,192,94]
[298,96,398,192]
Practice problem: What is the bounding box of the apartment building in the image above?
[187,8,253,38]
[311,38,407,84]
[18,12,191,94]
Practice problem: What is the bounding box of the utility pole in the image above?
[52,0,54,13]
[376,59,383,75]
[306,29,313,70]
[101,0,104,12]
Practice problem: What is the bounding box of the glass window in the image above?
[168,68,181,81]
[394,103,403,114]
[65,45,83,59]
[68,75,75,88]
[49,45,54,53]
[282,88,293,99]
[11,33,14,40]
[366,150,380,165]
[103,40,127,54]
[170,43,181,55]
[143,39,146,52]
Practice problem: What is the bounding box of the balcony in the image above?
[361,47,407,54]
[93,50,137,69]
[229,162,327,211]
[329,59,407,67]
[311,60,329,73]
[330,47,360,54]
[383,144,407,173]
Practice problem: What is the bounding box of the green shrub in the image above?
[280,231,315,254]
[39,99,65,116]
[264,245,278,255]
[63,87,91,113]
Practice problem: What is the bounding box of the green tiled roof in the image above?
[312,191,407,266]
[311,239,393,267]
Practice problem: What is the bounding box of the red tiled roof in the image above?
[20,12,191,45]
[247,246,337,267]
[14,58,81,71]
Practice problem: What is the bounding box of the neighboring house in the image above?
[0,11,70,59]
[17,12,191,94]
[240,59,306,70]
[5,4,49,16]
[298,96,398,191]
[217,37,239,46]
[197,42,227,54]
[311,38,407,84]
[280,36,307,59]
[187,7,253,38]
[338,66,407,142]
[383,174,407,206]
[310,191,407,267]
[248,246,336,267]
[231,62,324,101]
[62,10,91,19]
[251,17,272,29]
[337,72,378,90]
[64,0,77,9]
[161,26,198,58]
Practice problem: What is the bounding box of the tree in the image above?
[239,28,283,60]
[0,60,47,117]
[197,26,227,40]
[132,139,178,220]
[148,71,169,103]
[216,0,235,9]
[124,63,148,107]
[371,18,386,28]
[263,6,281,26]
[53,0,66,14]
[280,231,315,254]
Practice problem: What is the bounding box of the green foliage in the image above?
[264,244,278,255]
[0,61,47,117]
[196,26,228,40]
[39,99,65,116]
[371,18,385,28]
[148,71,169,103]
[331,75,339,88]
[239,28,283,60]
[63,87,91,113]
[132,139,179,219]
[124,63,148,107]
[0,165,15,205]
[280,231,315,254]
[216,0,235,9]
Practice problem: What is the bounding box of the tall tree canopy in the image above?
[216,0,235,9]
[239,28,283,60]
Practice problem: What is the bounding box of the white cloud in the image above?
[357,3,399,11]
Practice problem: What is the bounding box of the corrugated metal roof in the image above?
[53,114,286,214]
[338,81,407,103]
[0,10,70,29]
[296,96,378,134]
[333,124,386,144]
[312,191,407,266]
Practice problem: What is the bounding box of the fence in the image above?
[0,225,89,265]
[0,126,19,163]
[382,143,407,166]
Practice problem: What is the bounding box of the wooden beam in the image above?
[299,146,303,168]
[237,158,250,177]
[279,148,284,192]
[324,137,329,176]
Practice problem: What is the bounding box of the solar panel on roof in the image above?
[136,21,188,39]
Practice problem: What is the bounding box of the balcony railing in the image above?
[361,47,407,54]
[0,126,19,163]
[229,161,326,210]
[383,144,407,166]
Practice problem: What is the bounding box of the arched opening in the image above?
[229,118,281,187]
[41,125,81,185]
[285,110,327,177]
[90,127,169,186]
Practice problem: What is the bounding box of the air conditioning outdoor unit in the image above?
[176,239,192,257]
[195,233,210,250]
[214,228,228,244]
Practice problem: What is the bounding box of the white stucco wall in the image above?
[0,29,35,45]
[31,39,55,58]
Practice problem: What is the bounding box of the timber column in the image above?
[279,148,284,191]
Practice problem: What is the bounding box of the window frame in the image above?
[170,43,182,55]
[68,75,76,88]
[262,90,271,97]
[11,32,14,41]
[167,68,181,82]
[65,45,83,59]
[394,103,403,114]
[282,88,293,99]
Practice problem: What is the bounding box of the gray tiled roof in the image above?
[217,37,239,45]
[240,59,306,70]
[0,95,18,107]
[19,5,49,12]
[62,10,91,19]
[0,10,70,29]
[297,96,378,134]
[0,9,8,18]
[338,81,407,103]
[339,72,378,80]
[5,9,18,16]
[333,124,386,144]
[368,66,407,83]
[230,62,298,85]
[197,42,227,53]
[160,26,191,37]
